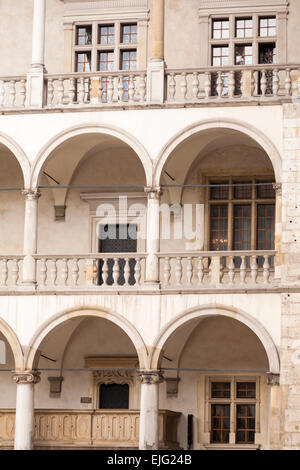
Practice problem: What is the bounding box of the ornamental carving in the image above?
[144,187,163,200]
[137,370,164,385]
[21,189,41,201]
[12,371,41,385]
[93,370,134,385]
[272,183,282,195]
[267,373,280,386]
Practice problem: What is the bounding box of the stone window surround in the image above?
[199,0,288,66]
[62,1,149,72]
[203,375,261,447]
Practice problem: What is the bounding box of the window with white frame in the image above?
[207,377,260,445]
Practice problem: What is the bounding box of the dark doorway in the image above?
[99,383,129,409]
[98,224,137,285]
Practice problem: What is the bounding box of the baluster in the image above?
[1,259,8,286]
[186,257,193,285]
[217,72,223,98]
[175,257,182,286]
[84,78,90,102]
[163,257,171,286]
[47,78,54,106]
[192,72,199,101]
[251,255,258,284]
[72,258,79,286]
[11,259,19,287]
[180,73,187,101]
[139,74,146,102]
[228,256,235,285]
[50,259,57,286]
[204,72,211,98]
[228,71,235,98]
[134,258,141,286]
[239,256,246,284]
[57,78,64,105]
[273,69,279,96]
[9,80,16,107]
[263,255,270,284]
[20,80,26,107]
[297,71,300,98]
[261,70,267,96]
[197,256,204,285]
[68,78,75,104]
[78,77,85,104]
[252,70,259,96]
[112,258,120,285]
[107,76,114,103]
[169,73,176,101]
[124,258,130,286]
[61,258,68,286]
[128,74,135,103]
[40,258,47,287]
[285,68,291,96]
[118,76,124,102]
[0,80,5,107]
[251,71,255,96]
[98,78,103,102]
[102,258,109,286]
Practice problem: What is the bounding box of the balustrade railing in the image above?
[158,250,276,288]
[165,65,300,102]
[0,251,277,290]
[0,65,299,109]
[34,254,146,290]
[0,409,181,449]
[45,71,147,107]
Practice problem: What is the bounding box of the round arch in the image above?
[150,304,280,374]
[0,132,31,187]
[0,317,24,370]
[30,123,153,188]
[153,118,282,186]
[25,306,149,370]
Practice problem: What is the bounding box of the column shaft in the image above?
[31,0,46,69]
[151,0,165,60]
[138,371,161,450]
[12,372,40,450]
[22,190,40,285]
[145,188,161,283]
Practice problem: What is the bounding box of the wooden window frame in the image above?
[212,18,230,39]
[206,376,261,446]
[205,176,275,252]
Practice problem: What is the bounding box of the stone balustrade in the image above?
[0,409,181,450]
[0,65,299,110]
[158,250,276,289]
[0,251,277,291]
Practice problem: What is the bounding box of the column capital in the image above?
[137,370,164,385]
[144,186,162,199]
[272,183,282,195]
[267,372,280,386]
[12,371,41,385]
[22,188,41,200]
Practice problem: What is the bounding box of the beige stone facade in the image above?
[0,0,299,451]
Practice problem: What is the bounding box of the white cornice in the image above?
[63,0,149,23]
[199,0,289,15]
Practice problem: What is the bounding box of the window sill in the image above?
[204,444,261,450]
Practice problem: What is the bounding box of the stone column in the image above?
[12,371,41,450]
[147,0,165,103]
[145,187,162,284]
[22,189,41,286]
[273,183,284,282]
[267,373,281,450]
[138,370,162,450]
[26,0,46,107]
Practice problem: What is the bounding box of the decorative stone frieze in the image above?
[21,189,41,201]
[144,187,162,200]
[137,370,164,385]
[93,370,134,385]
[267,373,280,386]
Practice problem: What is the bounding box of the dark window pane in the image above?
[210,183,229,200]
[210,205,228,251]
[212,382,231,398]
[211,404,230,443]
[233,205,251,251]
[236,405,255,443]
[257,182,275,199]
[234,182,252,199]
[237,382,256,398]
[256,204,275,250]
